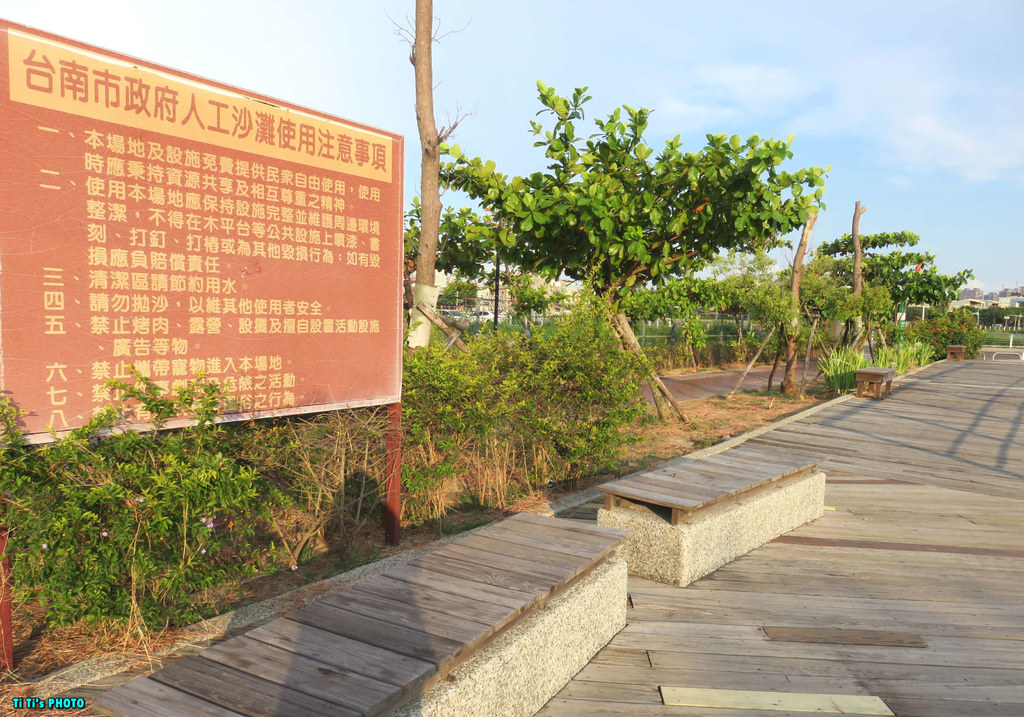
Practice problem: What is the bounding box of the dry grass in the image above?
[2,384,824,703]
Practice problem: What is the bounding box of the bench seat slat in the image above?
[318,585,494,639]
[437,543,581,584]
[507,511,629,541]
[288,600,465,666]
[384,563,538,609]
[482,519,623,561]
[700,453,821,477]
[452,533,590,572]
[201,636,399,715]
[644,468,758,497]
[599,482,694,510]
[93,677,246,717]
[150,656,357,717]
[410,552,563,598]
[245,617,435,687]
[618,473,719,503]
[346,574,512,624]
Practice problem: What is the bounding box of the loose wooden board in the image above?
[660,686,894,715]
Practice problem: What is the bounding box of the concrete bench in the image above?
[596,446,824,587]
[945,345,966,361]
[94,513,628,717]
[855,366,896,399]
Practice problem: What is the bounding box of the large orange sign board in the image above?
[0,21,404,440]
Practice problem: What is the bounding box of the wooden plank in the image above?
[410,551,562,597]
[436,542,578,584]
[384,562,541,609]
[506,511,628,541]
[761,626,928,648]
[433,533,586,575]
[245,618,434,688]
[319,586,494,643]
[150,656,356,717]
[596,481,695,510]
[772,535,1024,558]
[200,636,402,715]
[286,600,463,666]
[94,676,247,717]
[482,518,622,561]
[347,574,514,625]
[660,686,894,715]
[646,649,1024,684]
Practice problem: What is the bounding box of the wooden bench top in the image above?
[598,444,823,516]
[855,366,896,380]
[94,513,628,717]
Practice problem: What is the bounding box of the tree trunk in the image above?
[767,351,781,392]
[728,325,777,398]
[782,215,817,396]
[611,312,685,422]
[407,0,443,348]
[799,316,819,398]
[851,201,867,341]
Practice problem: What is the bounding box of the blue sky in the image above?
[3,0,1022,291]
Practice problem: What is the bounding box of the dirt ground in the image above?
[1,381,826,708]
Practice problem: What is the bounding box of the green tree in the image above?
[442,82,827,417]
[816,231,973,343]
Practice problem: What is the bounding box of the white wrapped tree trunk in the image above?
[407,282,441,348]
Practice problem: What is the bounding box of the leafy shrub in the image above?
[401,292,646,524]
[818,346,872,392]
[905,308,984,359]
[873,341,934,374]
[0,374,273,626]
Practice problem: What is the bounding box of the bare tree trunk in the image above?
[799,316,819,398]
[782,215,818,396]
[728,325,777,398]
[767,351,782,392]
[851,201,867,341]
[611,312,685,422]
[407,0,443,348]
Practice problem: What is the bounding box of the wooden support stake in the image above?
[384,402,402,546]
[415,301,470,353]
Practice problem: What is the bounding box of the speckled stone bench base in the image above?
[393,555,627,717]
[598,471,825,586]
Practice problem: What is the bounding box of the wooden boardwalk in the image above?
[542,361,1024,717]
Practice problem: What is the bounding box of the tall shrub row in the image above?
[0,294,646,626]
[905,308,984,359]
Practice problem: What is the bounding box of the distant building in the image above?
[959,287,984,300]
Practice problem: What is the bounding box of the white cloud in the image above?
[791,49,1024,182]
[655,48,1024,184]
[657,63,813,133]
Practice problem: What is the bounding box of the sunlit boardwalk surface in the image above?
[543,361,1024,717]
